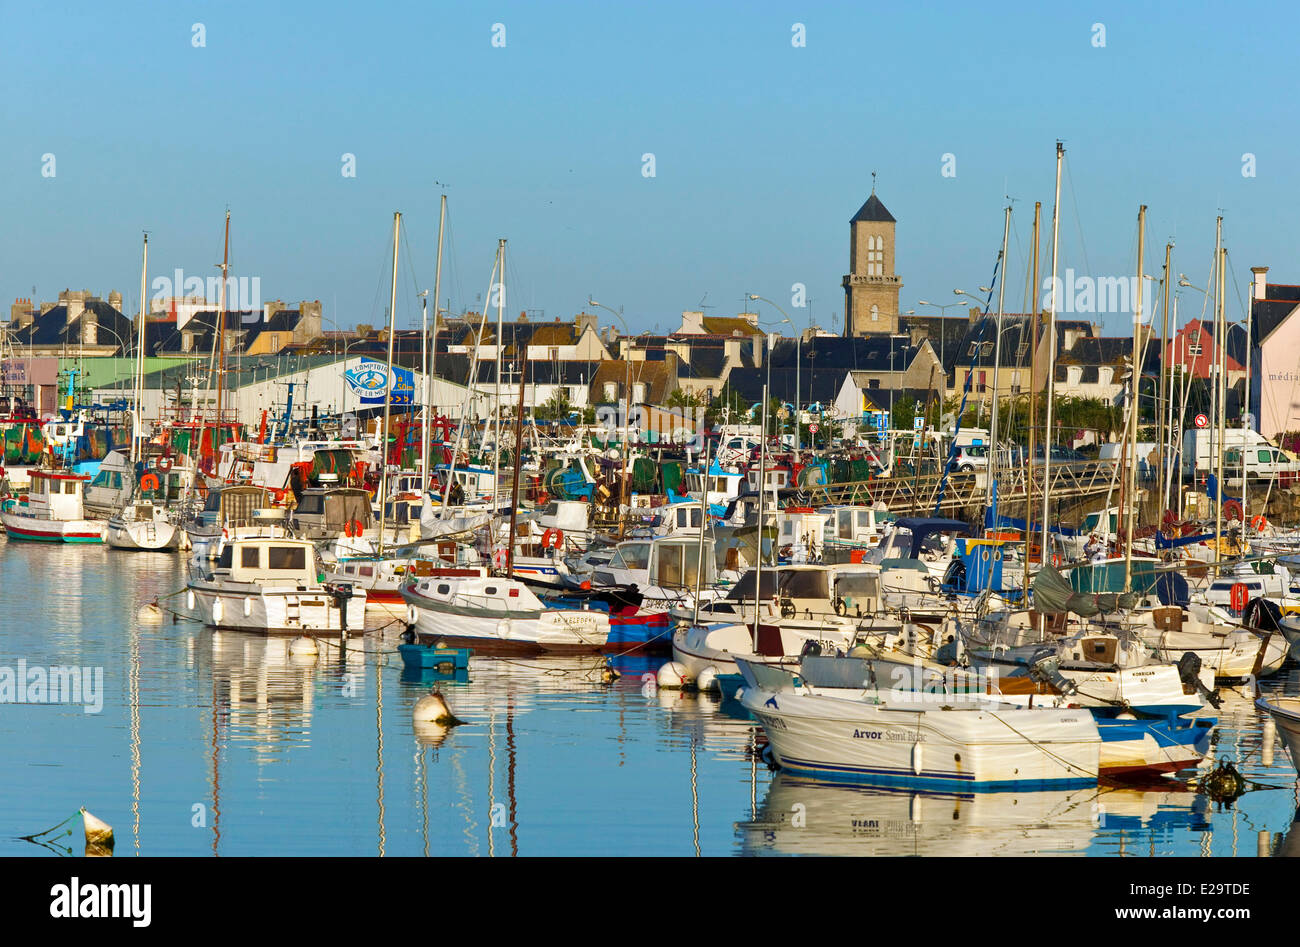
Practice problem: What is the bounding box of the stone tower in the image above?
[842,188,902,336]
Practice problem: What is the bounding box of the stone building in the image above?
[842,189,903,337]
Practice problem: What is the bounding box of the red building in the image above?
[1165,318,1246,384]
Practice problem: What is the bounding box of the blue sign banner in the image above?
[345,361,415,405]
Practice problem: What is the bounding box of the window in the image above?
[870,304,879,322]
[968,342,979,357]
[633,382,646,403]
[1188,344,1202,357]
[65,482,77,494]
[241,546,260,568]
[867,235,884,276]
[485,586,497,595]
[437,584,450,594]
[1259,449,1273,464]
[604,382,617,401]
[981,341,995,358]
[868,378,880,389]
[268,546,307,570]
[1017,340,1030,360]
[977,371,987,392]
[218,546,234,570]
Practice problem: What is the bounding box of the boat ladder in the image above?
[285,595,301,623]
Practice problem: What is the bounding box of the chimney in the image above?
[1251,266,1269,301]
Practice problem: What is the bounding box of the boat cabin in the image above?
[23,469,91,519]
[290,487,374,538]
[214,538,321,587]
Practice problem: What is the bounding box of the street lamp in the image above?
[748,294,799,451]
[588,297,634,511]
[917,300,965,389]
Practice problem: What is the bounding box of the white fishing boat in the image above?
[184,536,366,634]
[1,469,104,543]
[736,658,1101,790]
[1256,695,1300,772]
[401,570,611,654]
[106,500,180,551]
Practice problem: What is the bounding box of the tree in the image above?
[536,389,572,421]
[705,385,749,428]
[355,323,375,337]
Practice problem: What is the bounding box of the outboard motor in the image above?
[800,639,823,658]
[1028,651,1077,696]
[1177,651,1221,709]
[1244,597,1282,633]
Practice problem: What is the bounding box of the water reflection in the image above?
[4,535,1299,857]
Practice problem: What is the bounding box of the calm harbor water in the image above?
[2,539,1298,857]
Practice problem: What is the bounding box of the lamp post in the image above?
[588,298,633,513]
[917,299,965,393]
[748,295,798,452]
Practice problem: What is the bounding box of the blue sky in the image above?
[1,0,1294,337]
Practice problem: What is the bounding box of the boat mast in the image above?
[377,211,401,556]
[1024,201,1041,600]
[422,194,446,494]
[1158,241,1173,516]
[132,232,149,465]
[215,211,230,436]
[1040,142,1064,576]
[439,248,500,511]
[492,239,507,511]
[752,333,772,650]
[986,204,1011,518]
[1123,204,1146,593]
[1213,216,1224,563]
[691,433,713,627]
[505,357,526,575]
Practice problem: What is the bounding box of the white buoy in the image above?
[137,602,164,624]
[656,661,689,689]
[289,636,318,656]
[80,808,113,848]
[696,666,720,693]
[413,690,463,725]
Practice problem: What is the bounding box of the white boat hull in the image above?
[185,582,367,635]
[107,517,180,551]
[739,682,1101,790]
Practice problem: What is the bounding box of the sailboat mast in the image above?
[215,211,230,431]
[505,358,526,574]
[1040,142,1064,574]
[133,233,149,464]
[1024,201,1041,598]
[1123,204,1146,592]
[1158,241,1173,515]
[492,239,506,509]
[1213,216,1224,563]
[987,204,1011,516]
[423,194,446,493]
[377,211,401,556]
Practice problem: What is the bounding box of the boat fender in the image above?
[244,596,253,617]
[406,605,419,626]
[186,590,196,611]
[211,598,224,624]
[344,518,364,538]
[911,741,923,776]
[496,617,512,639]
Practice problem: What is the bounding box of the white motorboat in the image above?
[401,570,610,654]
[1256,695,1300,772]
[736,657,1101,790]
[184,536,366,634]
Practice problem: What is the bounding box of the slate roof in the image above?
[851,193,895,223]
[10,299,134,350]
[1251,284,1300,346]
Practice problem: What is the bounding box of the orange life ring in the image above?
[541,527,564,550]
[344,519,364,538]
[139,473,160,492]
[1250,514,1267,531]
[1230,582,1250,612]
[1223,499,1243,522]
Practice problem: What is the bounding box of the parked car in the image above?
[953,445,989,472]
